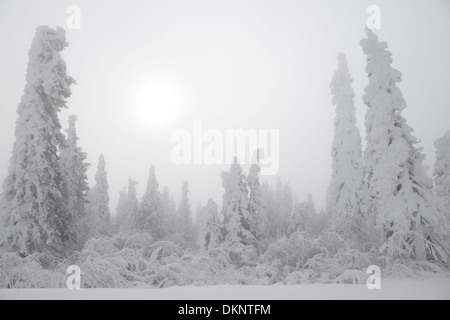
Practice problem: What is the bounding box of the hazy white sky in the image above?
[1,0,449,213]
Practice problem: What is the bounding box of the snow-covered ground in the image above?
[1,278,449,300]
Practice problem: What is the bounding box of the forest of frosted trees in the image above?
[0,26,449,288]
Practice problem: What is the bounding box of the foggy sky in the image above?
[1,0,449,214]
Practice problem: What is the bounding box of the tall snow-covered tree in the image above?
[115,189,128,226]
[115,179,138,231]
[262,178,293,239]
[162,186,178,236]
[60,115,90,250]
[193,200,203,242]
[0,26,75,256]
[315,208,330,236]
[361,29,448,261]
[268,178,293,238]
[87,154,111,237]
[434,130,450,222]
[179,181,193,242]
[197,199,222,251]
[247,164,262,243]
[274,178,284,237]
[221,172,232,227]
[222,160,254,245]
[139,166,165,238]
[289,194,316,236]
[327,53,366,242]
[259,182,276,240]
[280,182,293,237]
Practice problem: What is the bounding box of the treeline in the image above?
[0,26,449,266]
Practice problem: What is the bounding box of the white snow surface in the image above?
[1,278,449,300]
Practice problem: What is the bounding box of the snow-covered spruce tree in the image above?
[192,200,203,240]
[0,26,75,256]
[325,185,333,217]
[139,166,166,239]
[87,154,111,237]
[434,131,450,222]
[259,182,277,240]
[179,181,193,242]
[288,194,316,236]
[115,179,138,231]
[327,53,366,242]
[274,178,284,237]
[162,186,178,236]
[60,115,90,251]
[197,199,222,251]
[280,182,293,238]
[269,178,293,238]
[247,164,263,243]
[314,208,330,236]
[361,29,448,261]
[115,189,128,226]
[221,171,231,227]
[221,159,254,245]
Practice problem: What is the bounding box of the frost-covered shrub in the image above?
[233,266,258,285]
[254,260,285,284]
[27,252,60,270]
[335,248,373,271]
[385,258,450,280]
[206,242,258,268]
[387,263,418,279]
[233,259,286,285]
[232,263,281,286]
[119,232,154,250]
[142,241,181,262]
[112,248,147,283]
[317,232,348,255]
[0,252,64,288]
[334,269,368,284]
[147,251,226,287]
[149,262,185,288]
[112,237,126,251]
[206,246,233,268]
[71,234,157,287]
[165,233,187,246]
[228,243,258,267]
[302,253,342,281]
[82,237,117,256]
[257,233,379,284]
[1,227,447,289]
[285,270,317,285]
[179,254,225,285]
[261,232,325,269]
[78,255,130,288]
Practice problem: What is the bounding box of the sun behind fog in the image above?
[136,83,179,127]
